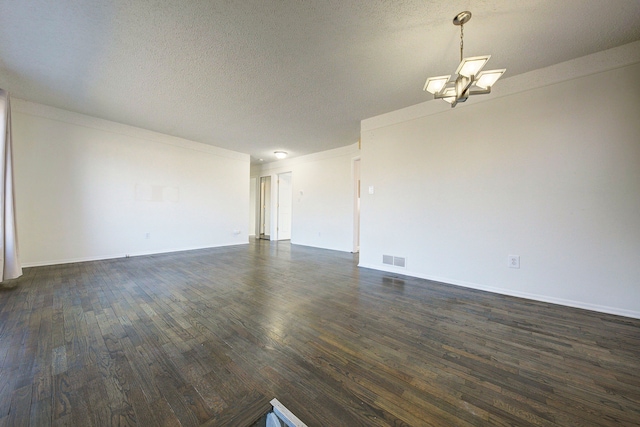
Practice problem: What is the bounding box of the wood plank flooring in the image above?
[0,240,639,426]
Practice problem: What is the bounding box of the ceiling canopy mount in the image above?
[453,11,472,26]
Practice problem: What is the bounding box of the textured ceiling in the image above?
[1,1,639,162]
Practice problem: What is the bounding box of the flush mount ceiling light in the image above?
[274,151,288,159]
[424,11,505,108]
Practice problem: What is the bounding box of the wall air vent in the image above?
[383,255,406,268]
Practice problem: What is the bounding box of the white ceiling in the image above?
[1,1,639,163]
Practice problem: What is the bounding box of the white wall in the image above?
[360,43,640,318]
[13,100,249,266]
[251,143,360,252]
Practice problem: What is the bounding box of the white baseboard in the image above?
[21,241,249,268]
[358,262,640,320]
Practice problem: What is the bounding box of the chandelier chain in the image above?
[460,24,464,62]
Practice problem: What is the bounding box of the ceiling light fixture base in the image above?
[453,11,471,26]
[274,151,288,160]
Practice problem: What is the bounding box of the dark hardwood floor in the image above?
[0,240,639,426]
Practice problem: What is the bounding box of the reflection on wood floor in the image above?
[1,240,639,426]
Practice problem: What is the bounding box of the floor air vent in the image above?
[383,255,406,268]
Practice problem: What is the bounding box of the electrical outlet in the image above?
[508,255,520,269]
[145,232,150,239]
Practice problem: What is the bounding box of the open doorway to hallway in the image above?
[353,157,361,253]
[259,176,271,240]
[257,172,293,241]
[276,172,292,240]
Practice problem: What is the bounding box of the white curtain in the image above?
[0,89,22,282]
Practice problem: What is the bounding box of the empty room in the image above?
[0,1,639,426]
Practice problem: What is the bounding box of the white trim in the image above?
[290,242,351,254]
[358,263,640,320]
[270,398,308,427]
[362,40,640,132]
[12,98,248,162]
[352,156,361,253]
[252,142,359,177]
[21,242,248,268]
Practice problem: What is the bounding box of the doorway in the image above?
[259,176,271,240]
[276,172,292,240]
[353,158,361,252]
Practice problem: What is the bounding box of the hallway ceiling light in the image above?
[424,11,505,108]
[274,151,288,159]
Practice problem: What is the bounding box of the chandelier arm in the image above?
[468,88,492,96]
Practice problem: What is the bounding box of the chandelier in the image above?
[423,11,505,108]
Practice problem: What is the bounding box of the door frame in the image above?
[352,156,361,253]
[276,171,293,241]
[258,175,271,239]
